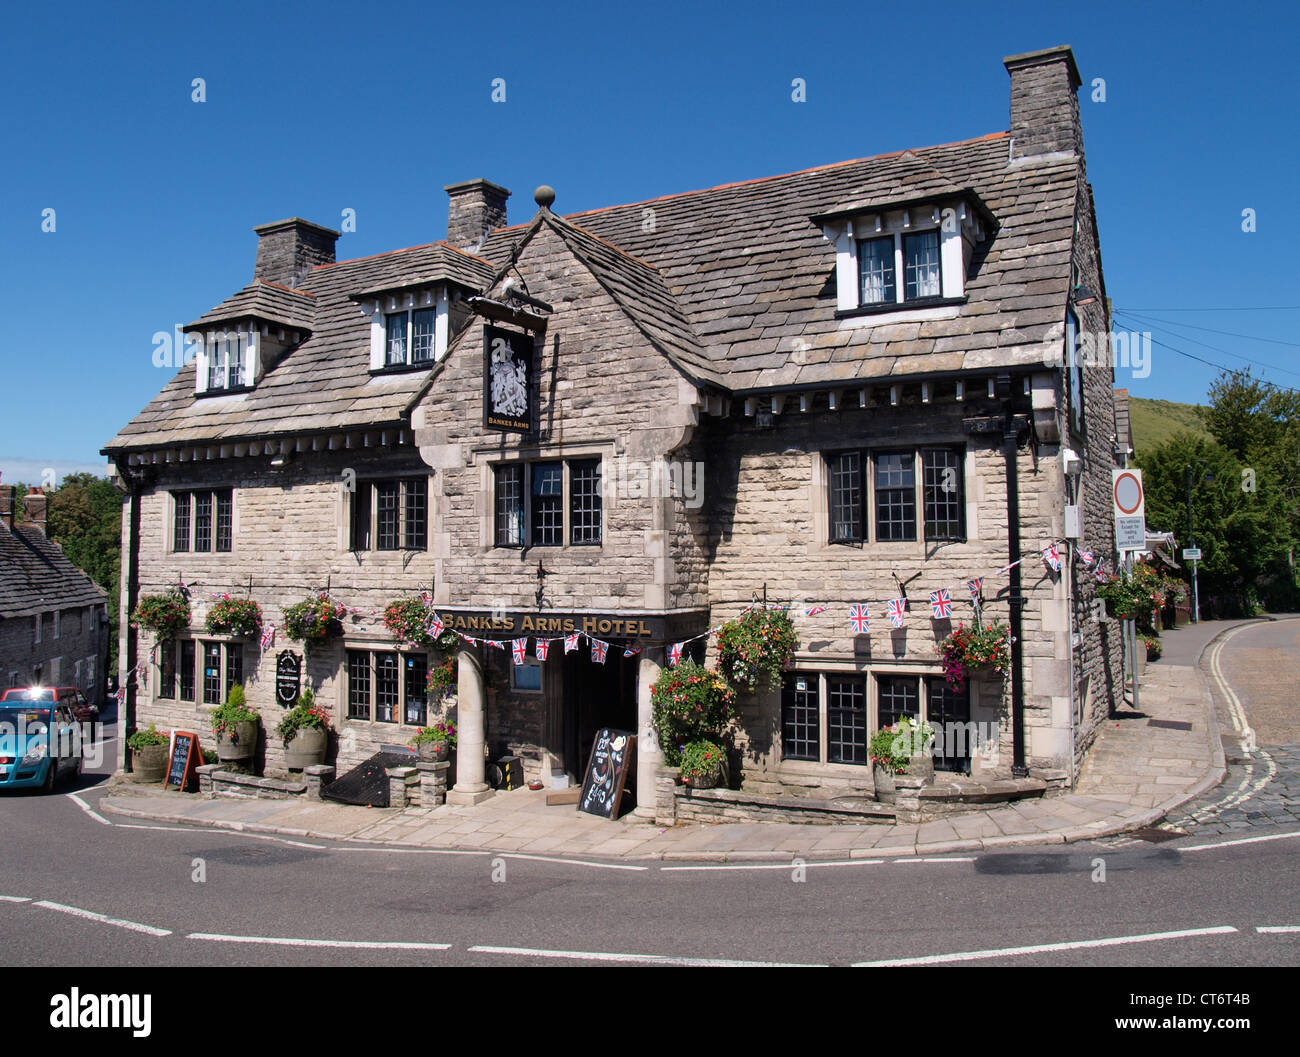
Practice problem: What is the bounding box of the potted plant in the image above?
[410,720,457,762]
[383,597,436,648]
[205,596,263,638]
[1142,633,1162,662]
[424,631,462,703]
[870,716,934,803]
[275,688,332,769]
[127,723,169,782]
[281,593,348,654]
[649,659,737,769]
[130,588,190,643]
[1097,567,1160,621]
[713,606,798,693]
[210,684,259,762]
[678,740,725,789]
[938,621,1011,691]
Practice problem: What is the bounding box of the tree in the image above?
[47,474,124,668]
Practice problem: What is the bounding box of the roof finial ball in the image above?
[534,185,556,210]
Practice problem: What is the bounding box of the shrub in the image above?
[1142,634,1163,662]
[205,596,263,637]
[130,589,190,641]
[714,606,798,693]
[678,740,725,785]
[650,660,736,767]
[210,684,259,738]
[275,688,332,741]
[282,593,348,654]
[126,723,167,751]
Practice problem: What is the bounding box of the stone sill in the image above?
[675,786,895,821]
[203,764,308,800]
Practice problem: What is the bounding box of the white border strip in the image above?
[468,944,824,967]
[662,856,973,872]
[188,933,451,950]
[1180,830,1300,853]
[852,926,1238,966]
[33,900,172,937]
[0,895,32,903]
[67,793,112,826]
[1256,926,1300,934]
[499,853,647,871]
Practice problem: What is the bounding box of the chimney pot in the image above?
[444,179,510,251]
[253,218,340,288]
[1003,45,1083,163]
[23,486,48,537]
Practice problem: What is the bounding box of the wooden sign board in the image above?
[164,730,201,791]
[578,728,636,819]
[276,651,301,707]
[483,325,535,433]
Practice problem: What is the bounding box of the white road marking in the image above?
[1256,926,1300,934]
[66,792,112,826]
[0,895,32,903]
[33,900,172,937]
[500,853,647,871]
[325,846,490,857]
[1208,626,1253,735]
[468,944,824,967]
[662,856,972,872]
[188,932,450,950]
[112,822,326,850]
[1180,830,1300,853]
[852,925,1239,966]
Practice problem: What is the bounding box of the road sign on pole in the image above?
[1113,469,1146,552]
[1182,547,1202,561]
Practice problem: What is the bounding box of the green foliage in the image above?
[1096,565,1162,620]
[1141,634,1162,661]
[205,597,263,637]
[210,684,258,737]
[274,688,332,741]
[282,594,348,653]
[383,598,436,647]
[1128,397,1211,454]
[126,723,166,750]
[678,740,725,785]
[650,660,737,767]
[869,716,933,773]
[47,473,123,669]
[939,621,1010,690]
[410,721,457,748]
[130,588,190,641]
[713,606,798,693]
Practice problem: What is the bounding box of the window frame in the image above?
[826,447,966,545]
[171,489,234,553]
[1065,306,1087,439]
[493,459,603,550]
[349,477,429,553]
[853,226,945,310]
[163,638,241,706]
[345,648,430,726]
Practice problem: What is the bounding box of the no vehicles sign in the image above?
[1113,469,1146,552]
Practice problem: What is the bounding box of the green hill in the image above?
[1128,396,1210,454]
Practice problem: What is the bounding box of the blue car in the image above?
[0,699,84,792]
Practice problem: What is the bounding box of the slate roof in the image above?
[0,522,108,620]
[107,127,1082,452]
[189,278,317,332]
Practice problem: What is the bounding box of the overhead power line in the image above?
[1118,309,1300,350]
[1112,325,1300,396]
[1122,305,1300,313]
[1112,311,1300,383]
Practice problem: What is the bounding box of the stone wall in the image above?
[0,603,108,699]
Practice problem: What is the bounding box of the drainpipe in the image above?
[1000,385,1029,778]
[112,458,144,775]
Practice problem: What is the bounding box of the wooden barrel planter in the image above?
[284,727,327,770]
[217,721,258,762]
[132,744,168,782]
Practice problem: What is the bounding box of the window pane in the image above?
[877,675,919,730]
[903,230,941,300]
[385,313,408,367]
[173,493,191,553]
[375,653,399,723]
[922,449,965,540]
[857,236,896,305]
[827,677,867,764]
[569,460,601,544]
[781,672,819,761]
[351,481,371,551]
[495,465,523,546]
[875,452,916,541]
[215,489,233,552]
[193,493,212,552]
[226,643,242,695]
[404,655,427,726]
[403,480,427,550]
[180,641,195,701]
[202,642,222,705]
[347,651,370,720]
[829,451,862,541]
[411,309,436,363]
[208,339,228,389]
[376,482,400,550]
[927,677,971,773]
[158,644,176,700]
[531,462,563,546]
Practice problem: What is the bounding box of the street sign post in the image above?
[1182,547,1202,561]
[1112,469,1146,712]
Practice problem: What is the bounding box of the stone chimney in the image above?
[0,484,14,531]
[253,218,341,288]
[444,179,510,251]
[1003,45,1083,163]
[23,487,47,536]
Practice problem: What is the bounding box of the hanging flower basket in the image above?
[938,621,1011,691]
[130,588,190,642]
[679,740,725,789]
[650,660,737,768]
[383,597,436,648]
[205,596,263,638]
[714,606,798,693]
[1096,568,1161,620]
[281,593,348,655]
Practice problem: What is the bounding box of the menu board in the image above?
[165,730,200,791]
[276,651,301,707]
[578,729,636,819]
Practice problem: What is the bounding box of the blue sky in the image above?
[1,0,1296,483]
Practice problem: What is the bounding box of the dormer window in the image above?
[193,329,255,395]
[385,308,438,367]
[362,288,451,372]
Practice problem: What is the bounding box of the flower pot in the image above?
[284,727,327,769]
[132,743,168,782]
[217,721,258,761]
[873,762,898,803]
[417,740,450,763]
[906,753,934,781]
[684,768,720,790]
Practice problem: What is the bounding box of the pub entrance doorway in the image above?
[558,644,637,790]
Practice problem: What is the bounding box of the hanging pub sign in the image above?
[483,325,534,433]
[275,651,302,707]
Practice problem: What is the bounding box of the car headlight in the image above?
[21,744,48,764]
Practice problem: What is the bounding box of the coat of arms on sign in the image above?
[483,325,533,433]
[490,336,528,417]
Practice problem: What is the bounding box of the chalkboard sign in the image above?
[578,728,636,819]
[276,651,301,707]
[165,730,200,791]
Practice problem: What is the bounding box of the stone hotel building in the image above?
[106,45,1123,815]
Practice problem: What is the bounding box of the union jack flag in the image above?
[1094,560,1109,582]
[564,633,580,654]
[929,589,953,619]
[591,639,609,664]
[805,605,827,617]
[485,638,505,651]
[260,625,276,651]
[967,578,983,600]
[458,631,475,645]
[535,638,550,661]
[623,646,643,658]
[1079,550,1095,566]
[1043,544,1062,573]
[848,604,870,633]
[668,642,684,666]
[887,598,907,628]
[511,638,528,665]
[428,615,444,639]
